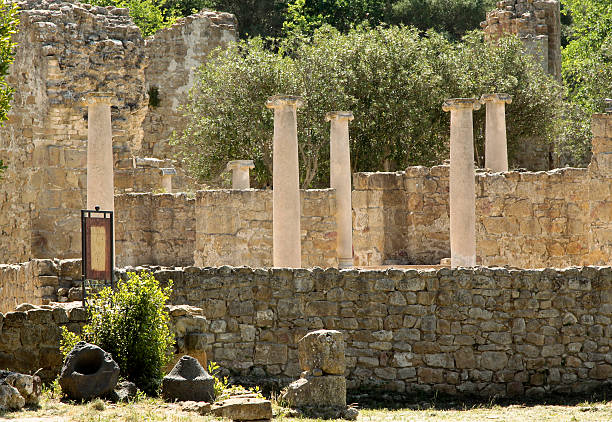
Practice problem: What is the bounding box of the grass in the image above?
[2,392,612,421]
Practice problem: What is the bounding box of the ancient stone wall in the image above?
[0,301,209,382]
[0,0,148,262]
[109,265,612,398]
[142,11,237,158]
[195,189,338,268]
[115,193,196,267]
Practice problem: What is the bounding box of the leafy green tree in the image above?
[389,0,495,40]
[0,1,18,125]
[174,26,563,187]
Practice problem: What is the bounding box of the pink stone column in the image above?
[226,160,255,189]
[326,111,354,269]
[480,93,512,172]
[84,92,114,212]
[266,95,304,268]
[443,98,481,268]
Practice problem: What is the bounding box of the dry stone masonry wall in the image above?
[127,265,612,398]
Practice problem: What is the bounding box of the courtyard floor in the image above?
[2,396,612,422]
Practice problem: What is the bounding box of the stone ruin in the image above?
[0,0,237,263]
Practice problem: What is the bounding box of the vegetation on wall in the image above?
[173,26,563,188]
[0,1,18,125]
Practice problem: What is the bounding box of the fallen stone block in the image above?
[211,396,273,421]
[281,375,346,407]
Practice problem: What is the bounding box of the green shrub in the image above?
[61,271,174,395]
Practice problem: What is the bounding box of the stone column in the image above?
[442,98,481,268]
[266,95,304,268]
[480,93,512,172]
[326,111,354,269]
[84,92,114,211]
[226,160,255,189]
[160,168,177,193]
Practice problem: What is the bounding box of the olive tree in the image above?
[173,26,564,188]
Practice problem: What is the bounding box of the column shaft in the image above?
[86,95,114,211]
[232,168,250,189]
[444,99,480,268]
[327,111,354,269]
[267,96,303,268]
[482,94,512,172]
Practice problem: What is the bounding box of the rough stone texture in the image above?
[0,260,64,313]
[282,375,347,408]
[59,341,120,400]
[143,11,237,158]
[108,380,137,403]
[195,189,338,268]
[298,330,345,375]
[0,370,42,406]
[481,0,561,170]
[482,0,561,82]
[0,384,25,410]
[0,0,148,262]
[211,397,273,421]
[0,293,210,383]
[115,193,196,267]
[162,355,214,403]
[353,115,612,269]
[0,1,236,265]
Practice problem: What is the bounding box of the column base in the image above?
[338,258,353,269]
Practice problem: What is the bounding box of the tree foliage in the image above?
[173,26,563,188]
[0,1,18,125]
[83,0,172,37]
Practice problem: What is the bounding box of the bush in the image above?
[62,271,174,395]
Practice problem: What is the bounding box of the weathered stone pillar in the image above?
[480,93,512,172]
[160,168,176,193]
[226,160,255,189]
[85,92,114,211]
[266,95,304,268]
[443,98,481,268]
[326,111,354,269]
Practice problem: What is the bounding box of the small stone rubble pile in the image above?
[281,329,358,420]
[0,370,41,411]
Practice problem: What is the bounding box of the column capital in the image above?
[266,95,304,109]
[82,92,114,106]
[226,160,255,171]
[480,93,512,105]
[442,98,481,112]
[325,111,354,122]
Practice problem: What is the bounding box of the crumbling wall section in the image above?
[0,0,148,263]
[142,10,237,158]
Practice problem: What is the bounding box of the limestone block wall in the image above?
[0,302,210,382]
[0,259,81,314]
[0,0,148,262]
[115,193,196,267]
[194,189,338,268]
[142,11,237,158]
[120,265,612,398]
[352,165,607,268]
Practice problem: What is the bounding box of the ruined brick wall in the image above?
[118,265,612,398]
[352,165,608,268]
[194,189,338,268]
[0,0,148,263]
[115,193,196,267]
[142,11,237,158]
